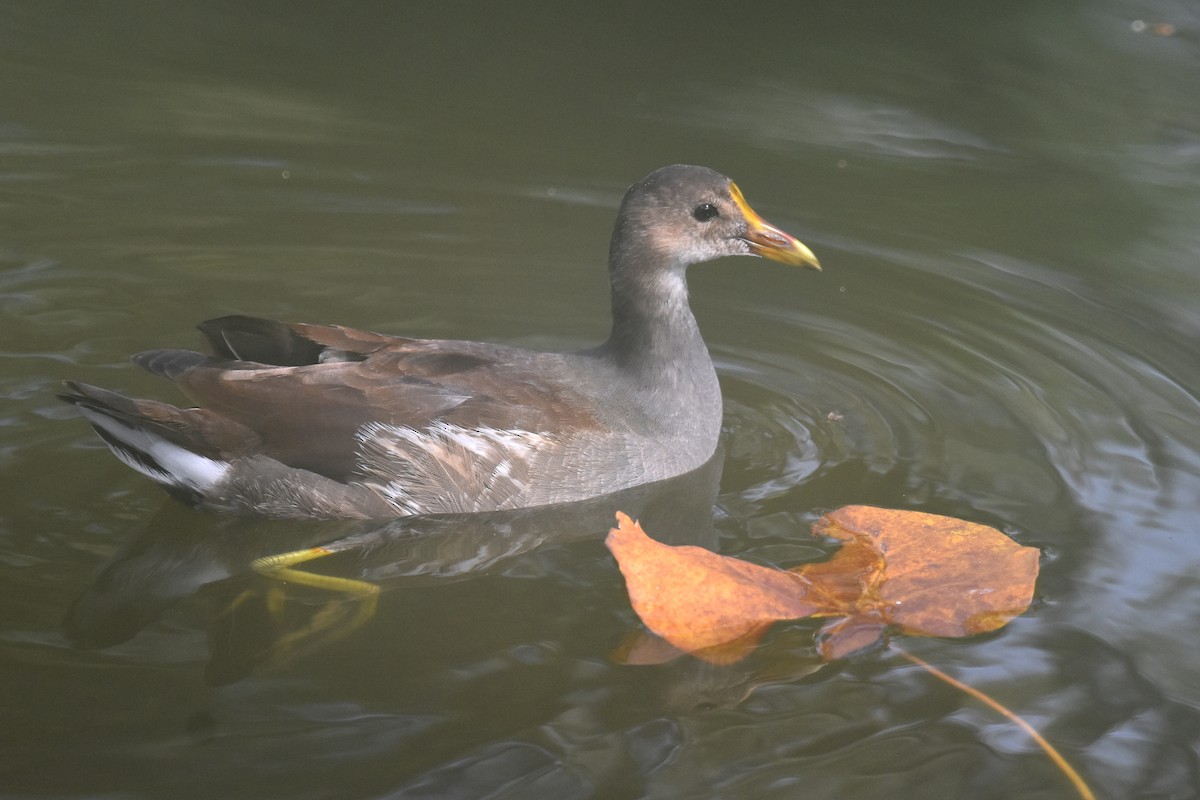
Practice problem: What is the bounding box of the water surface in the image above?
[3,3,1199,798]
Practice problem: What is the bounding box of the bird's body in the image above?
[62,165,819,519]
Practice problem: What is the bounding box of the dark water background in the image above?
[3,2,1199,798]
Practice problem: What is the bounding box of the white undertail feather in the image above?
[355,421,555,515]
[78,408,229,493]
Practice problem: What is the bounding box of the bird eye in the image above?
[692,203,719,222]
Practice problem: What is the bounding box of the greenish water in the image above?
[3,2,1199,798]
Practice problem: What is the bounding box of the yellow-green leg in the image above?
[214,545,383,674]
[253,544,380,628]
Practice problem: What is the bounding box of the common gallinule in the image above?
[62,165,820,519]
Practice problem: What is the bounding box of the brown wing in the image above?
[197,315,411,365]
[140,331,604,483]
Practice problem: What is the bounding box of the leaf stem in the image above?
[896,647,1095,800]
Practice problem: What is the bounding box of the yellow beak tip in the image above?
[730,181,821,272]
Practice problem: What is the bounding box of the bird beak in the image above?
[730,182,822,271]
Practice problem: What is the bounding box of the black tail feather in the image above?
[59,380,251,460]
[197,315,326,366]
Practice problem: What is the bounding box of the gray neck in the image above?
[599,234,722,436]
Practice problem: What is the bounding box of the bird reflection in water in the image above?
[65,452,724,686]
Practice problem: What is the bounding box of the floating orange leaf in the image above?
[606,511,817,655]
[806,506,1040,658]
[606,506,1039,663]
